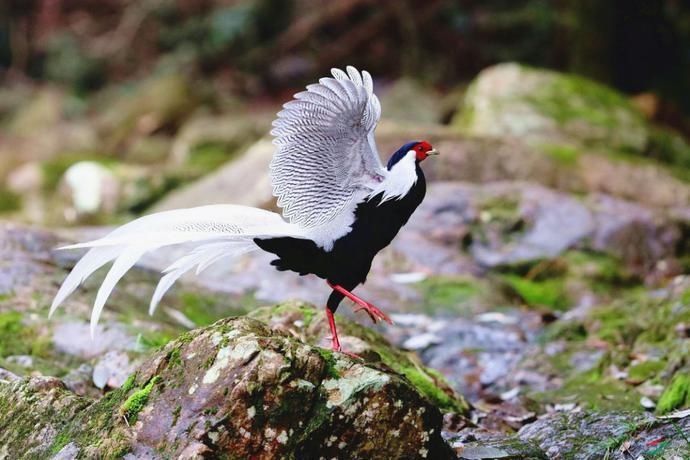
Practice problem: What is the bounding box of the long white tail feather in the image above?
[49,246,123,317]
[148,241,256,316]
[51,205,303,333]
[91,247,148,337]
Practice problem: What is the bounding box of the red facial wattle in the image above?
[414,141,435,161]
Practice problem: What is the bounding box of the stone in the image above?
[519,411,690,459]
[0,315,458,459]
[58,161,120,217]
[454,63,648,152]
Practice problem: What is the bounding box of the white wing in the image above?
[270,66,386,229]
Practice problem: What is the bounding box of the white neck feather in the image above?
[368,150,418,204]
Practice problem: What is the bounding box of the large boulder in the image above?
[454,63,648,152]
[0,314,459,459]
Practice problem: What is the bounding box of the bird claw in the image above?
[354,302,393,325]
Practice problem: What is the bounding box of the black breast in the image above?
[254,166,426,288]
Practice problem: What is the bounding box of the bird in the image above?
[50,66,438,354]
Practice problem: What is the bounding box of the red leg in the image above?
[325,307,361,359]
[326,307,341,352]
[327,282,393,325]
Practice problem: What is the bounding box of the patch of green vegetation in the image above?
[540,320,588,343]
[657,374,690,415]
[501,274,569,310]
[187,141,237,173]
[120,373,136,393]
[534,371,641,412]
[479,195,520,221]
[0,187,21,213]
[120,376,162,423]
[627,360,666,384]
[540,143,580,165]
[564,251,631,288]
[525,69,643,135]
[0,311,51,358]
[178,290,253,327]
[315,348,340,379]
[646,126,690,170]
[418,276,484,313]
[48,431,71,455]
[136,330,174,351]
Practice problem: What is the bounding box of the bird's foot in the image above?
[353,302,392,325]
[327,282,393,325]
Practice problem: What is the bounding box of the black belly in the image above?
[254,172,426,289]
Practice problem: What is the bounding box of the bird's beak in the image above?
[426,149,440,156]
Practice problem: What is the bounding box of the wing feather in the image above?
[270,66,386,229]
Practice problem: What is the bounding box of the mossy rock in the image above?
[528,280,690,414]
[248,302,470,415]
[454,63,648,153]
[0,315,457,459]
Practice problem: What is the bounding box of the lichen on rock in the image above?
[0,312,460,459]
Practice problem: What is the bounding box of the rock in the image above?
[7,88,64,137]
[248,303,469,414]
[124,135,172,164]
[168,112,271,166]
[518,411,690,459]
[58,161,120,218]
[97,74,199,149]
[401,181,684,272]
[0,313,459,459]
[378,78,445,124]
[52,322,136,359]
[92,350,135,390]
[454,63,648,152]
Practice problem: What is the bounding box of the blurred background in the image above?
[3,1,690,453]
[1,0,690,226]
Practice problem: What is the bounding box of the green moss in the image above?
[404,365,464,413]
[49,431,71,455]
[525,70,643,135]
[171,405,182,427]
[187,142,237,173]
[646,126,690,169]
[501,274,569,310]
[179,291,250,327]
[627,361,666,384]
[138,330,175,351]
[540,143,580,164]
[534,372,641,412]
[0,311,51,358]
[168,348,183,367]
[564,250,631,288]
[0,187,21,213]
[417,276,483,313]
[120,376,161,423]
[120,373,136,393]
[315,348,340,379]
[657,374,690,415]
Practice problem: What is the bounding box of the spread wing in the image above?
[270,66,386,228]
